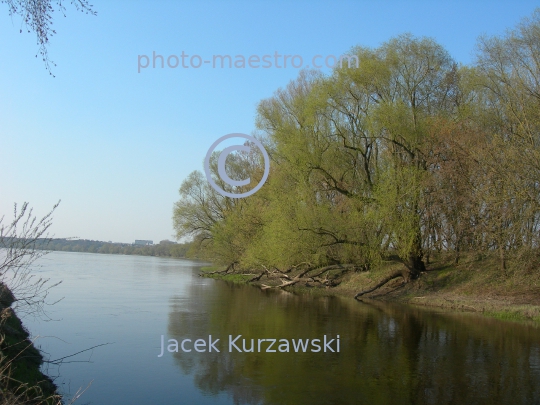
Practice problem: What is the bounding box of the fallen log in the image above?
[249,268,270,282]
[260,263,356,290]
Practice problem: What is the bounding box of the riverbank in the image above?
[0,284,60,405]
[201,254,540,325]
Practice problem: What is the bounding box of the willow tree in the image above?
[172,139,269,266]
[254,68,384,271]
[255,35,460,287]
[172,9,540,295]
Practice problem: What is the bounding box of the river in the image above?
[22,251,540,404]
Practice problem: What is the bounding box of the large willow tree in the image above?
[173,10,540,293]
[253,34,459,282]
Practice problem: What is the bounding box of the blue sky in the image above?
[0,0,537,244]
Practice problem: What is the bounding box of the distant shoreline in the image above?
[33,238,198,259]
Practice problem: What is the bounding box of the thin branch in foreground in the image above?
[44,342,113,365]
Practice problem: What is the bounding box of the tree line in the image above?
[173,10,540,292]
[33,238,194,258]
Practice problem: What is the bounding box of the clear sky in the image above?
[1,0,537,244]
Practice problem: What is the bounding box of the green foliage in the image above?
[172,10,540,279]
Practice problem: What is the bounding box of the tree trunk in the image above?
[404,232,426,281]
[499,245,506,273]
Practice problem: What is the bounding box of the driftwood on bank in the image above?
[249,267,271,282]
[252,262,312,280]
[207,260,424,301]
[204,260,428,301]
[259,264,357,290]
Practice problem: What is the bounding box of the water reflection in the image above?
[167,278,540,405]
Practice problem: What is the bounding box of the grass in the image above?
[348,254,540,325]
[200,266,222,273]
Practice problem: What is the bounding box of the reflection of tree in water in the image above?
[167,280,540,405]
[168,282,266,405]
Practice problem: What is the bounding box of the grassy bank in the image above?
[200,255,540,325]
[0,285,60,405]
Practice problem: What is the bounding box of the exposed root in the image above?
[354,270,404,299]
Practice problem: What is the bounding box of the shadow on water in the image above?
[166,275,540,405]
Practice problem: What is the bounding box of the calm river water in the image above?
[23,251,540,405]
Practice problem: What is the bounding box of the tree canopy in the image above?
[173,10,540,294]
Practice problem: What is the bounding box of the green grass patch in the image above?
[199,265,225,273]
[483,310,530,322]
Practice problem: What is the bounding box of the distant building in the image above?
[134,240,153,246]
